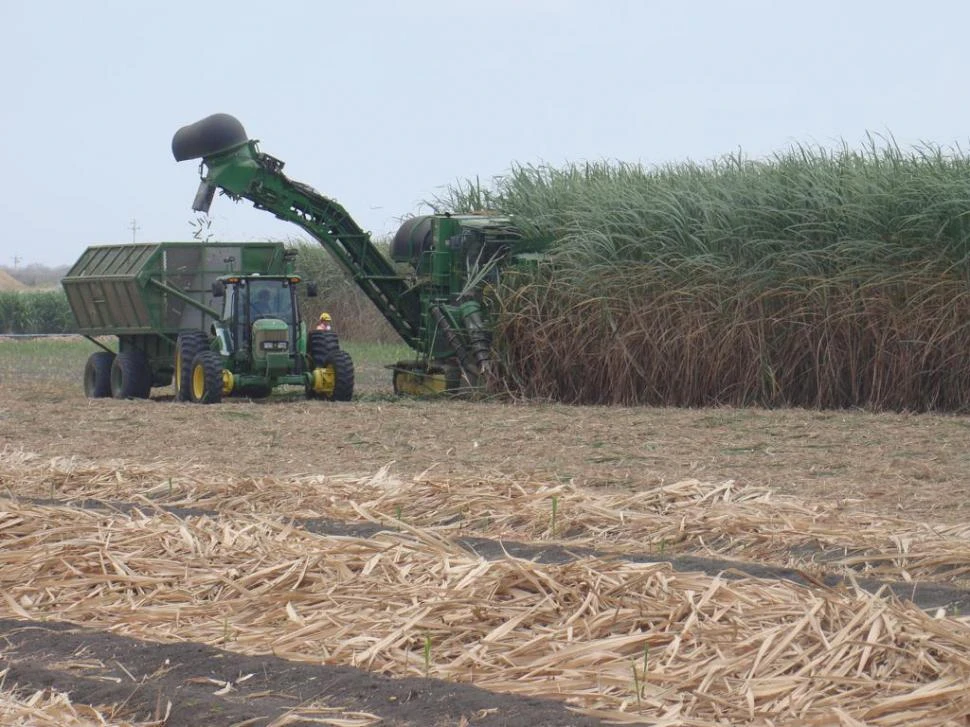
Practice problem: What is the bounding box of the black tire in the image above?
[174,331,210,402]
[307,349,355,401]
[329,349,355,401]
[308,330,340,367]
[83,351,115,398]
[189,351,224,404]
[110,351,152,399]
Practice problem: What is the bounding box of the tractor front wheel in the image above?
[329,349,355,402]
[307,349,355,401]
[189,351,224,404]
[83,351,115,398]
[174,331,210,401]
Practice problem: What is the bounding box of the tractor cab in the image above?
[211,274,305,370]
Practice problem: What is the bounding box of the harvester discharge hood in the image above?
[172,113,252,213]
[171,113,248,162]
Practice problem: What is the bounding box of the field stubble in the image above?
[3,339,970,724]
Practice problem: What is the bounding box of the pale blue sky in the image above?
[3,0,970,265]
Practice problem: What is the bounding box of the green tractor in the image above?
[176,270,353,404]
[172,113,547,395]
[62,241,354,403]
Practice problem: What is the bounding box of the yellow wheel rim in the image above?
[174,348,183,392]
[191,362,205,400]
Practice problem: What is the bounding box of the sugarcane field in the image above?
[7,125,970,726]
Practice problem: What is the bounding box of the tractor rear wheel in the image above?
[110,351,152,399]
[174,331,210,401]
[189,351,224,404]
[308,331,340,367]
[83,351,115,398]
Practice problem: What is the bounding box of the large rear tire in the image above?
[110,351,152,399]
[83,351,115,398]
[174,331,210,402]
[308,331,340,366]
[189,351,224,404]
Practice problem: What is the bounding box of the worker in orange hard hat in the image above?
[314,312,333,331]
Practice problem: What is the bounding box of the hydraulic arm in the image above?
[172,114,422,348]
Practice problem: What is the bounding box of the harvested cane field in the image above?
[3,339,970,725]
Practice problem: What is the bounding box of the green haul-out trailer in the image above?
[62,241,354,403]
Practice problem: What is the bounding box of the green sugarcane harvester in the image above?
[170,113,546,396]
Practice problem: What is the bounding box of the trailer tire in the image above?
[83,351,115,398]
[110,351,152,399]
[174,331,210,402]
[308,331,340,367]
[189,351,224,404]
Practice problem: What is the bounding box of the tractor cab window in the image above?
[246,280,294,325]
[240,280,297,353]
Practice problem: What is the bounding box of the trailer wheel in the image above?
[174,331,210,402]
[189,351,224,404]
[308,331,340,367]
[110,351,152,399]
[83,351,115,398]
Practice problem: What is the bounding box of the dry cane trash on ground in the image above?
[4,448,970,586]
[3,451,970,724]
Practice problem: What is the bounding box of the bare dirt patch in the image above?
[2,378,969,524]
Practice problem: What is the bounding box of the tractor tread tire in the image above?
[308,331,341,368]
[175,331,210,402]
[189,351,224,405]
[328,349,355,402]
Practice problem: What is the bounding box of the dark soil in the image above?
[0,618,601,727]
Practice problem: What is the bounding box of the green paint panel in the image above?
[63,241,286,335]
